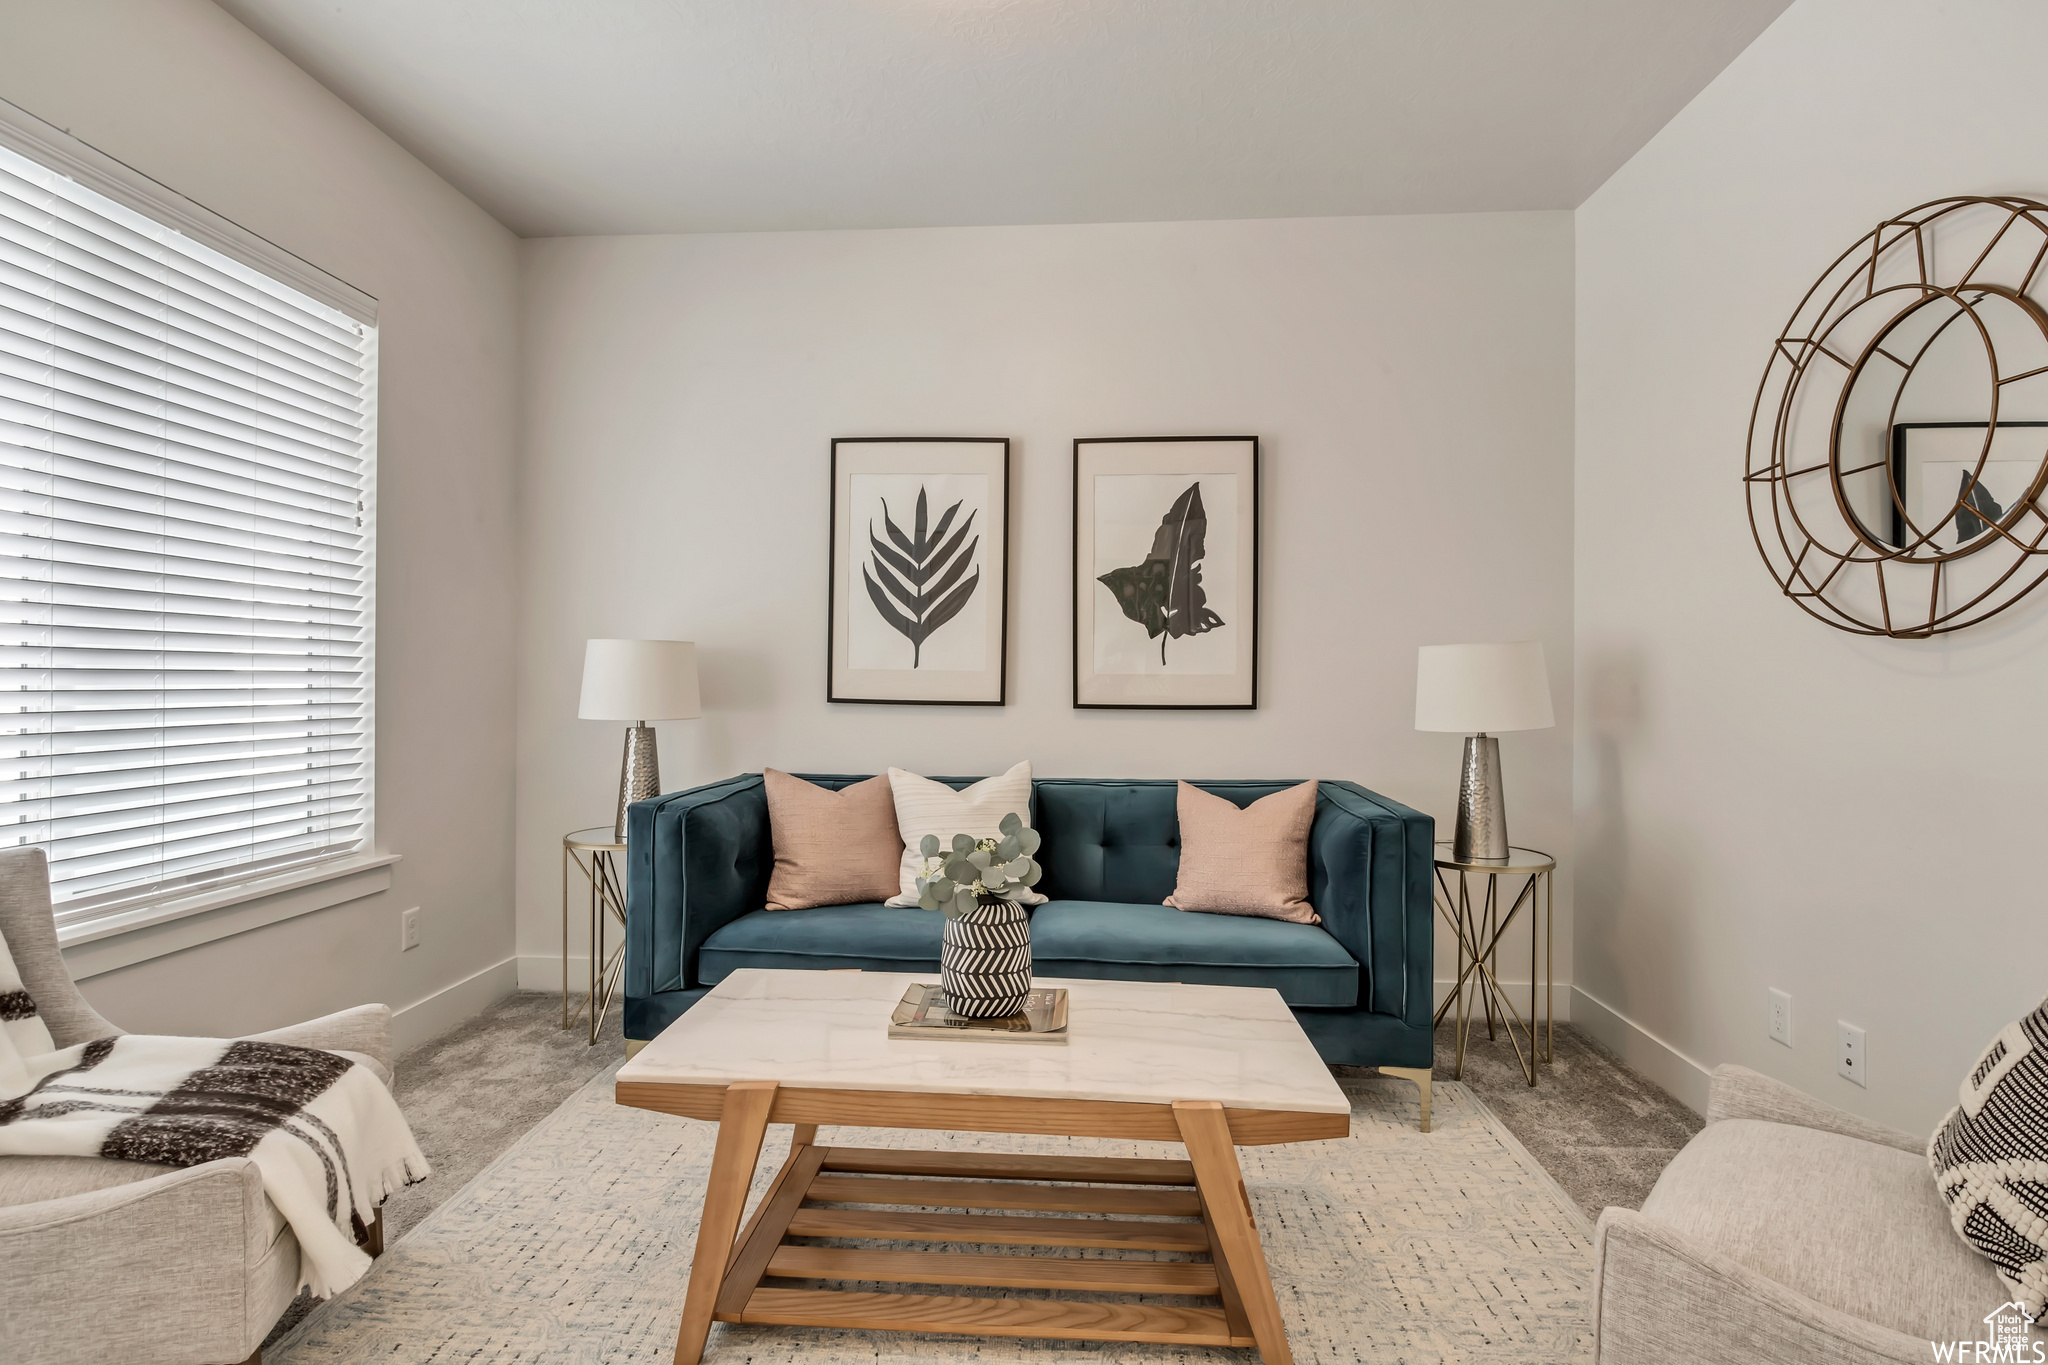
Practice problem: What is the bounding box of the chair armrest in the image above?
[0,1158,269,1365]
[1705,1064,1923,1154]
[244,1003,393,1077]
[1310,782,1435,1025]
[628,774,774,1000]
[1592,1207,1924,1364]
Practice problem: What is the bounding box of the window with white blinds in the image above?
[0,139,375,929]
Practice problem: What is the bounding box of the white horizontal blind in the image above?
[0,140,375,927]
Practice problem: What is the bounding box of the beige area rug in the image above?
[271,1066,1595,1364]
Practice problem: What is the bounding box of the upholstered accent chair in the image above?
[1593,1064,2017,1363]
[0,849,398,1365]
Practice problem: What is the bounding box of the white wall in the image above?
[516,214,1576,1002]
[0,0,521,1047]
[1575,0,2048,1128]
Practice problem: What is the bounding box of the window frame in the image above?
[0,95,389,956]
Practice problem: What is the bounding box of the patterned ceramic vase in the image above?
[940,893,1032,1018]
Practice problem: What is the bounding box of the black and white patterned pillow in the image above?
[1931,995,2048,1316]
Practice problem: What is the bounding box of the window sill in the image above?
[58,852,402,980]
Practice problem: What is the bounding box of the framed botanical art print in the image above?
[1887,422,2048,551]
[1073,436,1258,709]
[829,437,1010,705]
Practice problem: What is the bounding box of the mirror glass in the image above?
[1835,288,2048,555]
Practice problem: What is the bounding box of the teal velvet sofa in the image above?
[624,775,1437,1119]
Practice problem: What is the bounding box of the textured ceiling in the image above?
[215,0,1791,238]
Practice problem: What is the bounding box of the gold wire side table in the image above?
[1431,842,1555,1087]
[563,826,627,1045]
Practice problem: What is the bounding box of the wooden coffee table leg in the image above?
[1173,1100,1294,1365]
[674,1081,777,1365]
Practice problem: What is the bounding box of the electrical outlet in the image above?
[1768,988,1792,1046]
[400,907,420,952]
[1838,1020,1866,1087]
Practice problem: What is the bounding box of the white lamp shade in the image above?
[1414,641,1554,733]
[578,639,701,721]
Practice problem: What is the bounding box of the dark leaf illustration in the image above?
[862,486,980,668]
[1097,481,1225,665]
[1955,469,2008,542]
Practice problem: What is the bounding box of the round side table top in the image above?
[566,826,627,852]
[1433,841,1555,875]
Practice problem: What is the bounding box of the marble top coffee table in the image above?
[616,967,1349,1365]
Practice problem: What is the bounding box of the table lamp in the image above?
[1414,641,1553,863]
[579,639,701,842]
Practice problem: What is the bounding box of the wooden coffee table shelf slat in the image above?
[732,1287,1255,1348]
[763,1244,1223,1295]
[786,1203,1209,1251]
[803,1173,1206,1217]
[817,1147,1199,1185]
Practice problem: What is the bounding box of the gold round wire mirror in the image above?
[1747,196,2048,637]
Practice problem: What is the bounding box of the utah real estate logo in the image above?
[1931,1301,2042,1362]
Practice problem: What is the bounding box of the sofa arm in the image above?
[0,1158,270,1365]
[245,1003,393,1078]
[1310,782,1434,1027]
[1592,1206,1924,1364]
[628,773,774,1001]
[1706,1064,1923,1154]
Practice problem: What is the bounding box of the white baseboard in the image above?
[392,956,519,1053]
[1433,978,1571,1021]
[517,953,591,993]
[1569,985,1712,1115]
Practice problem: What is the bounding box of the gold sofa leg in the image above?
[624,1038,647,1059]
[1381,1066,1432,1132]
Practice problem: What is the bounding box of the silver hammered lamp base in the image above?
[1453,733,1510,863]
[614,723,660,843]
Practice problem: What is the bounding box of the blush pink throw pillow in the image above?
[762,769,904,911]
[1164,779,1320,924]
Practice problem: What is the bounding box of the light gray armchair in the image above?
[0,849,400,1365]
[1593,1063,2017,1363]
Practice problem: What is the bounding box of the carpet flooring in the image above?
[273,1067,1598,1363]
[384,991,1700,1239]
[382,989,628,1240]
[1429,1011,1703,1216]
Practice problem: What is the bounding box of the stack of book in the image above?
[888,983,1069,1044]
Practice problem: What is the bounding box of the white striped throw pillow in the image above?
[885,761,1046,907]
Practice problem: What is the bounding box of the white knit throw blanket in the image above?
[0,918,53,1093]
[0,929,429,1296]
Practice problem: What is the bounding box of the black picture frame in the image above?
[828,436,1011,706]
[1887,421,2048,549]
[1072,435,1260,710]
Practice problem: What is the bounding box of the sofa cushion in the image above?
[696,899,1359,1009]
[1640,1118,2007,1344]
[698,904,942,982]
[762,770,903,911]
[1028,901,1357,1008]
[885,763,1044,906]
[1165,779,1320,924]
